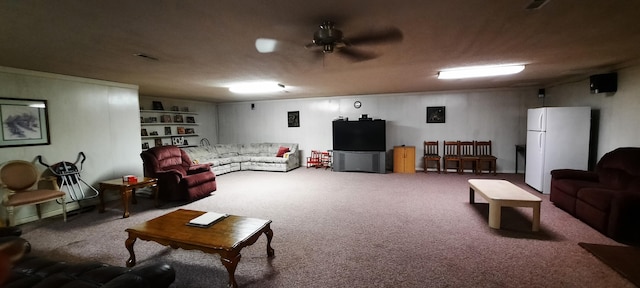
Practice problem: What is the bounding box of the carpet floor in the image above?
[17,169,636,287]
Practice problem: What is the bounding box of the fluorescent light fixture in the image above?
[28,103,46,108]
[255,38,278,53]
[438,64,525,79]
[228,81,285,94]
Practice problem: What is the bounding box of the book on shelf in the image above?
[186,212,229,228]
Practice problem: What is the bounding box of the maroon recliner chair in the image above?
[550,147,640,244]
[140,145,217,201]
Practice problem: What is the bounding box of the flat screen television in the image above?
[332,120,386,152]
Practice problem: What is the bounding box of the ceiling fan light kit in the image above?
[437,64,525,79]
[255,38,278,53]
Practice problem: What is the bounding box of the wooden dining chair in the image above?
[423,141,441,173]
[442,141,460,173]
[475,140,497,175]
[459,141,478,174]
[1,160,67,227]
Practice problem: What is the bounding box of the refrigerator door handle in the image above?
[538,111,544,130]
[538,133,543,149]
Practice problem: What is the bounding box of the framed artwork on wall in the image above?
[426,106,446,123]
[288,111,300,127]
[171,136,185,146]
[0,97,51,147]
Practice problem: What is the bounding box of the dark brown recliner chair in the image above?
[550,147,640,244]
[140,145,217,201]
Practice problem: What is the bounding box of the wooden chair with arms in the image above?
[475,140,497,175]
[442,141,461,173]
[423,141,441,173]
[0,160,67,227]
[459,141,479,174]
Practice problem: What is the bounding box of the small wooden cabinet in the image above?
[393,146,416,173]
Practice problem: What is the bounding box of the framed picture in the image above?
[161,115,172,123]
[177,127,186,134]
[174,115,183,123]
[185,128,195,134]
[154,138,163,147]
[186,116,195,123]
[0,98,51,147]
[142,142,149,149]
[164,126,171,135]
[171,136,185,146]
[288,111,300,127]
[141,128,148,136]
[152,101,164,110]
[426,106,446,123]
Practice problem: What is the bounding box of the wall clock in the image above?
[354,101,362,109]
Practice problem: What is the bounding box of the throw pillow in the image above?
[276,146,290,157]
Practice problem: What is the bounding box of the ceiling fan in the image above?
[304,21,403,62]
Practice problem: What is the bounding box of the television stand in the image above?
[332,150,386,173]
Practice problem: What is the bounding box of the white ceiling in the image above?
[1,1,639,102]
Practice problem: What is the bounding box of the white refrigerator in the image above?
[525,107,591,194]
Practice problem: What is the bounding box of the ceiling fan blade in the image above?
[337,47,378,62]
[345,27,403,46]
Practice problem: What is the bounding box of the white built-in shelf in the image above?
[141,122,199,126]
[142,134,199,139]
[140,109,197,115]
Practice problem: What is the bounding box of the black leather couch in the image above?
[1,227,176,288]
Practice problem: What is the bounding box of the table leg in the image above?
[125,235,137,267]
[98,185,106,213]
[469,188,475,203]
[221,253,241,288]
[265,228,275,257]
[488,201,501,229]
[152,184,159,207]
[515,147,518,174]
[532,203,541,232]
[121,188,132,218]
[131,188,138,205]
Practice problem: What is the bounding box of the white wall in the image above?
[0,67,141,225]
[218,88,541,172]
[545,65,640,159]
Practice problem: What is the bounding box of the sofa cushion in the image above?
[577,188,614,212]
[599,169,632,190]
[551,179,603,197]
[249,156,289,163]
[276,146,290,157]
[165,165,186,176]
[214,144,241,157]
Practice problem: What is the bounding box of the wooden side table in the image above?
[98,177,158,218]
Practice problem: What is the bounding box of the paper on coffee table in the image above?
[188,212,228,227]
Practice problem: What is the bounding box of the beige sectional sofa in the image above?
[182,143,300,175]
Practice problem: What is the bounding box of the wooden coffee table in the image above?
[469,179,542,231]
[125,209,274,288]
[98,177,158,218]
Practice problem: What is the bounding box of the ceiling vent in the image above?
[525,0,550,10]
